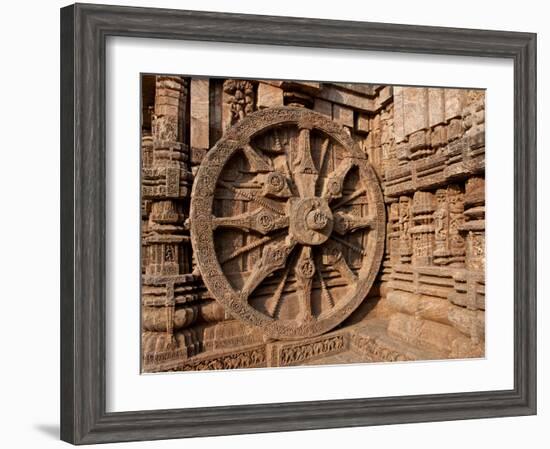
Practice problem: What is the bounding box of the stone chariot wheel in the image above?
[190,107,385,340]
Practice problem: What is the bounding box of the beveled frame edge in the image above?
[60,3,537,445]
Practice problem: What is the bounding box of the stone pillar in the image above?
[387,201,401,266]
[410,191,435,266]
[141,133,153,275]
[190,78,210,168]
[398,196,412,264]
[141,76,199,371]
[379,103,395,176]
[403,88,430,161]
[461,177,485,271]
[433,187,450,264]
[447,184,466,266]
[433,184,465,266]
[444,89,466,143]
[392,87,405,145]
[145,76,190,277]
[428,88,448,153]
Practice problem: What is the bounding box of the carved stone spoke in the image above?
[218,180,286,216]
[267,264,291,318]
[318,137,330,175]
[190,106,385,340]
[332,188,366,210]
[240,238,296,300]
[333,211,374,235]
[293,127,318,198]
[316,261,335,308]
[322,158,356,201]
[241,143,272,172]
[330,234,367,256]
[212,208,289,235]
[322,244,358,284]
[295,246,316,323]
[259,171,292,199]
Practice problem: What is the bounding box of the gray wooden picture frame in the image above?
[60,3,537,445]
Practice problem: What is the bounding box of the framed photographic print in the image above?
[60,3,537,444]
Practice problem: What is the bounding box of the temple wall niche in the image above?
[140,77,485,372]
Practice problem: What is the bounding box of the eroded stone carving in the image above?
[223,79,256,127]
[141,78,485,372]
[178,346,267,371]
[190,107,386,340]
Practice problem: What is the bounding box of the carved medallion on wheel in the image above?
[190,107,385,340]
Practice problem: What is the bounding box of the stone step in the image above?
[349,319,446,362]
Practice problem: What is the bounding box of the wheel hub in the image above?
[289,197,333,246]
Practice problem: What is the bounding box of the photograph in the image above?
[140,76,486,373]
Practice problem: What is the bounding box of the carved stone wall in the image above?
[377,87,485,359]
[141,78,485,372]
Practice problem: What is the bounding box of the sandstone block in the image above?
[450,337,484,358]
[386,290,453,326]
[313,98,332,117]
[448,307,485,340]
[428,88,445,127]
[444,89,466,121]
[333,104,354,127]
[403,87,429,136]
[387,312,468,355]
[417,296,453,325]
[190,79,209,150]
[386,290,418,315]
[355,112,369,134]
[257,82,283,109]
[393,87,405,143]
[317,85,374,112]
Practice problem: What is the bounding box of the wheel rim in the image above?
[190,107,385,340]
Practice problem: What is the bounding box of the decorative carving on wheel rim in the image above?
[190,107,385,340]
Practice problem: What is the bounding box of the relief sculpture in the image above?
[140,78,486,372]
